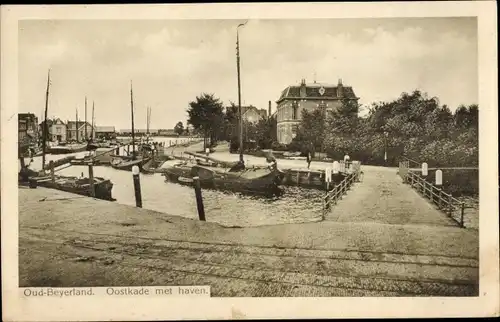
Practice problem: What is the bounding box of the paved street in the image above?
[19,187,478,296]
[325,166,460,226]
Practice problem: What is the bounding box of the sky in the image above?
[19,18,478,130]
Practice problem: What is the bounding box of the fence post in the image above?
[325,181,330,210]
[429,184,433,203]
[49,160,55,183]
[448,194,452,217]
[437,188,442,209]
[460,202,465,228]
[88,162,95,198]
[193,177,206,221]
[132,165,142,208]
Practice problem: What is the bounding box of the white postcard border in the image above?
[1,2,498,320]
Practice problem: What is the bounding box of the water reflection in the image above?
[21,137,325,227]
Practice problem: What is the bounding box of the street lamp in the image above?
[236,21,248,163]
[384,131,389,166]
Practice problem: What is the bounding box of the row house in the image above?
[18,113,39,145]
[38,119,97,142]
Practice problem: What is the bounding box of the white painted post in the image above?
[325,167,332,210]
[332,161,339,174]
[325,167,332,183]
[435,169,443,186]
[422,162,428,177]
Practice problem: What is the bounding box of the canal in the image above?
[22,137,325,227]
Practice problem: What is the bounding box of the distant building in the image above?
[18,113,38,145]
[39,119,54,142]
[95,126,116,139]
[242,105,267,123]
[66,121,94,142]
[275,78,359,144]
[51,118,67,142]
[119,129,159,136]
[158,129,176,136]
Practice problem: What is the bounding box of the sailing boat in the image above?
[110,82,151,171]
[141,106,167,173]
[19,70,115,201]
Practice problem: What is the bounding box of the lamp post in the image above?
[384,131,389,166]
[236,21,247,163]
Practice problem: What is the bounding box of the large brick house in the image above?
[275,78,359,144]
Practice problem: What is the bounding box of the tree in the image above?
[174,121,184,136]
[289,109,326,157]
[323,98,361,159]
[187,93,224,149]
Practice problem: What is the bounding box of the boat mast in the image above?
[130,81,136,160]
[41,69,51,170]
[76,108,79,143]
[84,96,88,141]
[236,22,247,163]
[146,106,151,143]
[91,101,95,140]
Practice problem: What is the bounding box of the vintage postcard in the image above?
[1,2,498,321]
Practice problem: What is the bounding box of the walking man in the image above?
[306,150,312,169]
[344,153,350,170]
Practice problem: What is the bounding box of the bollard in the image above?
[88,163,95,197]
[132,165,142,208]
[193,177,206,221]
[49,160,55,183]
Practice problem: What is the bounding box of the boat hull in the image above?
[110,156,151,171]
[19,170,115,201]
[48,144,87,155]
[162,164,284,197]
[141,159,167,174]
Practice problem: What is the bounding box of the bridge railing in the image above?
[399,161,466,228]
[322,164,361,217]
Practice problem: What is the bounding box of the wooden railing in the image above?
[322,170,360,217]
[400,162,467,228]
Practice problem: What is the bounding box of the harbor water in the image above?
[22,137,325,227]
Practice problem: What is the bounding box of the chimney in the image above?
[268,101,271,118]
[337,78,343,98]
[300,78,307,97]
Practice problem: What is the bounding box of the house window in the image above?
[292,103,298,120]
[56,127,61,134]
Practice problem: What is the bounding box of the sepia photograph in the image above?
[2,2,498,321]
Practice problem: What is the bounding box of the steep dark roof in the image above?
[277,82,358,103]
